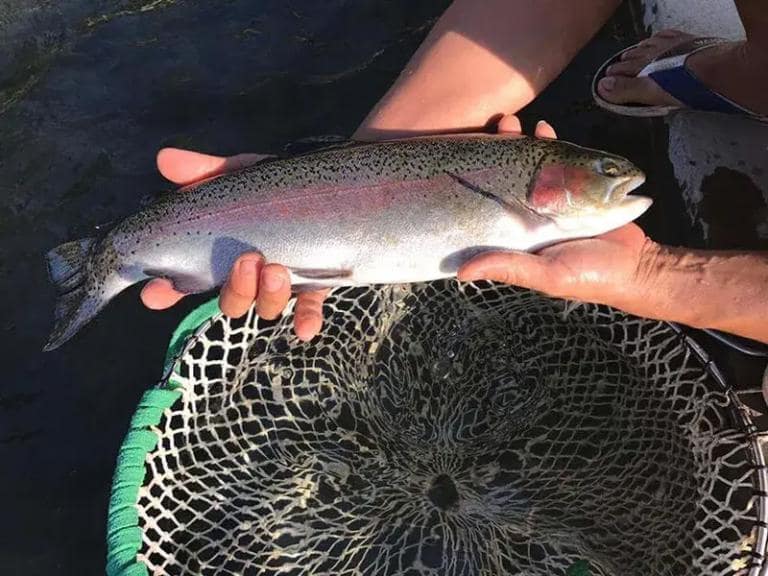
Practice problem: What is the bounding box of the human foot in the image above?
[596,29,768,116]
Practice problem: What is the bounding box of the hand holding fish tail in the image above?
[141,147,328,342]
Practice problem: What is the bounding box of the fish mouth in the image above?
[553,192,653,233]
[615,173,652,217]
[553,173,652,232]
[606,174,646,204]
[619,193,654,214]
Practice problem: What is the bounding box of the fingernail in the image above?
[600,77,616,91]
[239,258,258,277]
[263,272,285,292]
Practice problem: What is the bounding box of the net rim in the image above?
[667,322,768,576]
[104,293,768,576]
[106,298,220,576]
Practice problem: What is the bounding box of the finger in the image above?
[219,253,264,317]
[256,264,292,320]
[140,278,187,310]
[157,148,270,186]
[293,289,329,342]
[157,148,228,185]
[457,251,561,294]
[496,114,523,135]
[534,120,557,139]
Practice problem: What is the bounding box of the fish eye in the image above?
[598,159,621,177]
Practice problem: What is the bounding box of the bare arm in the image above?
[354,0,621,140]
[638,245,768,343]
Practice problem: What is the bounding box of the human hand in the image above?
[458,222,654,311]
[140,148,328,341]
[458,116,658,316]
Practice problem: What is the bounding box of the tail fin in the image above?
[44,238,100,351]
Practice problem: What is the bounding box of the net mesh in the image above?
[135,281,764,576]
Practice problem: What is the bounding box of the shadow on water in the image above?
[0,1,760,574]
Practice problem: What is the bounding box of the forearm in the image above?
[635,244,768,343]
[354,0,621,141]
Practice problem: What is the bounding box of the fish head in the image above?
[526,141,651,233]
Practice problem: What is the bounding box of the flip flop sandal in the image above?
[592,36,768,122]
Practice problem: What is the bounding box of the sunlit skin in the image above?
[353,0,622,140]
[351,0,767,141]
[142,0,768,343]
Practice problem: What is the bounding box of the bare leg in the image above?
[597,0,768,115]
[735,0,768,50]
[354,0,621,140]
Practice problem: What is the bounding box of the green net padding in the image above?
[107,281,768,576]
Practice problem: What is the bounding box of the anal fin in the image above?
[289,268,353,281]
[288,268,352,290]
[293,284,335,294]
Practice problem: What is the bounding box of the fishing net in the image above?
[107,280,768,576]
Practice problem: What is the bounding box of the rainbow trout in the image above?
[44,134,649,350]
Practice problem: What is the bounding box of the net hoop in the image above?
[105,286,768,576]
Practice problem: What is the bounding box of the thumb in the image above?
[157,148,272,186]
[457,250,560,293]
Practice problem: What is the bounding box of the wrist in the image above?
[633,242,711,328]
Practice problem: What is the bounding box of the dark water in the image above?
[0,1,764,575]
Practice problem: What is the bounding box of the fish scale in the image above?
[43,133,650,351]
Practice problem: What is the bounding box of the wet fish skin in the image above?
[44,134,649,351]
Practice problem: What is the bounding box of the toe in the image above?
[607,58,649,77]
[598,75,681,107]
[636,38,660,50]
[656,28,687,39]
[620,46,649,61]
